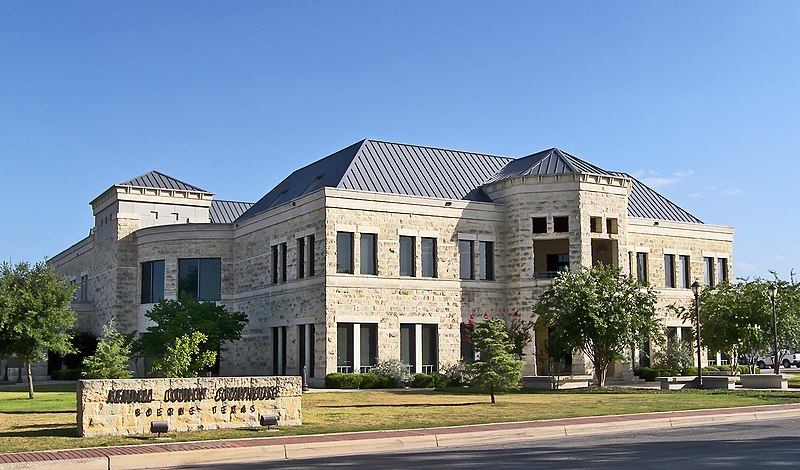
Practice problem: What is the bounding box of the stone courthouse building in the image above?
[50,139,733,385]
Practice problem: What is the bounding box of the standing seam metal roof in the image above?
[210,200,254,224]
[119,170,208,192]
[234,139,704,225]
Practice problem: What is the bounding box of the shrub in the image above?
[681,367,697,376]
[738,365,754,374]
[51,368,82,380]
[371,360,412,385]
[439,361,475,386]
[704,365,719,372]
[718,365,732,372]
[325,373,362,389]
[636,367,658,381]
[412,373,434,388]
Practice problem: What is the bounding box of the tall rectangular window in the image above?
[360,233,377,275]
[459,240,474,280]
[460,323,475,362]
[272,326,286,376]
[704,257,715,287]
[336,323,354,373]
[178,258,221,301]
[717,258,728,283]
[141,260,165,304]
[636,252,648,285]
[421,324,438,374]
[80,274,89,303]
[298,323,315,378]
[360,324,378,373]
[297,238,305,279]
[678,255,690,289]
[479,241,495,281]
[399,236,415,277]
[664,254,676,288]
[271,243,287,284]
[400,324,416,373]
[421,237,437,278]
[336,232,354,274]
[307,234,315,277]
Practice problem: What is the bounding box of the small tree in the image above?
[534,264,662,386]
[652,333,694,371]
[82,319,133,379]
[136,296,247,373]
[467,318,523,403]
[0,261,76,399]
[150,332,217,378]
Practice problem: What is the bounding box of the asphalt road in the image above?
[179,418,800,469]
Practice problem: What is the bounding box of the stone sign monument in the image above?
[77,376,302,437]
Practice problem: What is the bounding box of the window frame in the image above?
[141,260,165,304]
[479,241,495,281]
[360,233,378,275]
[336,232,354,274]
[421,237,437,278]
[399,235,416,277]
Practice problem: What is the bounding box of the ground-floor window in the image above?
[298,323,315,378]
[272,326,286,375]
[401,323,438,374]
[460,322,475,362]
[336,323,377,373]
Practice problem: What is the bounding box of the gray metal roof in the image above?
[119,170,207,192]
[485,148,612,184]
[616,173,703,223]
[237,139,511,221]
[210,200,253,224]
[236,139,704,225]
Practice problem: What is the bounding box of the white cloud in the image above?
[689,192,703,198]
[774,255,788,262]
[721,188,744,196]
[639,169,695,188]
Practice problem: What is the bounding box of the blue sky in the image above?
[1,1,798,280]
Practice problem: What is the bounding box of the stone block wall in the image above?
[77,376,301,437]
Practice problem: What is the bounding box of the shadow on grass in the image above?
[319,402,486,408]
[0,426,77,438]
[0,410,75,415]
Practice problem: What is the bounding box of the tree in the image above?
[0,260,76,399]
[135,296,247,373]
[150,332,217,378]
[686,275,800,374]
[652,333,694,371]
[82,319,133,379]
[534,264,662,387]
[467,318,524,403]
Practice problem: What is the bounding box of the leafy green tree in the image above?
[82,319,133,379]
[686,275,800,374]
[534,264,662,386]
[0,260,76,399]
[652,333,694,371]
[467,318,524,403]
[136,296,247,373]
[150,332,217,378]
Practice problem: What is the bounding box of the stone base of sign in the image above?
[77,376,302,437]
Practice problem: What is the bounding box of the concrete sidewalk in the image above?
[3,403,800,469]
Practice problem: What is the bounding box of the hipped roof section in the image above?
[228,139,702,224]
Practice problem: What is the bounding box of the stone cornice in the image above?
[91,185,214,214]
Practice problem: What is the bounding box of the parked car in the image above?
[745,351,800,369]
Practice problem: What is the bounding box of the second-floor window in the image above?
[479,241,495,281]
[636,252,648,285]
[336,232,354,274]
[459,240,474,280]
[717,258,728,283]
[178,258,221,301]
[664,254,676,288]
[272,243,287,284]
[141,260,165,304]
[360,233,377,275]
[678,255,690,289]
[421,237,437,278]
[399,236,416,277]
[704,257,715,287]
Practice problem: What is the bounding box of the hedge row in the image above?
[635,365,755,381]
[325,372,450,389]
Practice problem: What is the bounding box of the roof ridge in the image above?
[119,170,208,192]
[363,138,513,161]
[211,199,253,205]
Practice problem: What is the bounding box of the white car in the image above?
[752,352,800,369]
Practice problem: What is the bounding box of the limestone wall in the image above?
[77,376,302,437]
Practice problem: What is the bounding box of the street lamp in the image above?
[691,280,702,388]
[767,283,779,375]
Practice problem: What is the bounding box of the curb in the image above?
[3,404,800,469]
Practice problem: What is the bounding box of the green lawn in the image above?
[2,383,800,454]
